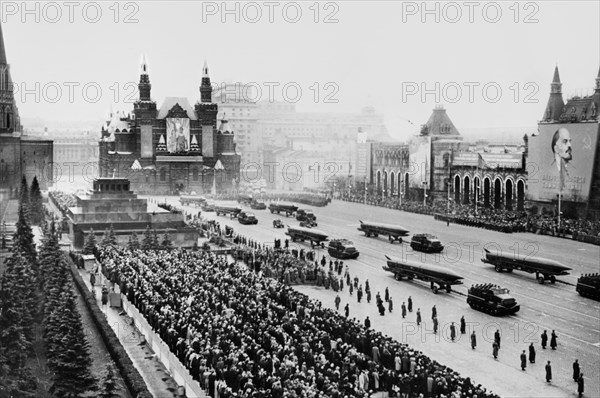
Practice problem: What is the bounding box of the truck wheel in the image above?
[365,232,370,237]
[494,265,502,272]
[270,209,274,213]
[537,276,545,284]
[432,285,439,294]
[395,273,402,281]
[374,233,379,237]
[407,275,414,280]
[445,285,452,293]
[389,236,394,243]
[550,275,556,284]
[506,268,513,273]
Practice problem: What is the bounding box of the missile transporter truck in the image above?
[467,284,520,316]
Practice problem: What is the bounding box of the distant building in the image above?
[368,106,528,210]
[98,58,240,195]
[0,21,53,199]
[529,66,600,218]
[213,83,260,167]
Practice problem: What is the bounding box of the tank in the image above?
[576,273,600,301]
[467,283,520,316]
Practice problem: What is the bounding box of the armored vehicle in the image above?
[410,234,444,253]
[272,219,284,228]
[327,239,360,260]
[576,274,600,301]
[238,212,258,225]
[467,284,520,315]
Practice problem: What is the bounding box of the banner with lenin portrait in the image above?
[166,118,190,153]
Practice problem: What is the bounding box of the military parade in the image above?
[1,2,599,397]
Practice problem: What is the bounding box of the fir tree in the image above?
[0,252,37,342]
[29,176,44,225]
[98,364,120,398]
[130,231,140,250]
[12,200,37,267]
[141,226,153,250]
[38,221,61,293]
[0,254,37,397]
[18,175,30,213]
[83,229,96,255]
[101,228,111,247]
[108,224,117,246]
[152,229,160,250]
[48,287,97,397]
[161,233,173,250]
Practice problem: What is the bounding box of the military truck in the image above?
[467,284,520,316]
[327,239,360,260]
[296,209,317,222]
[576,273,600,301]
[410,234,444,253]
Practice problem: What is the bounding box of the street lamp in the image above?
[422,181,428,206]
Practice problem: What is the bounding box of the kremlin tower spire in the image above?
[200,60,213,103]
[138,54,151,102]
[542,65,565,122]
[0,20,19,133]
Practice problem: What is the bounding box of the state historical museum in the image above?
[98,58,240,195]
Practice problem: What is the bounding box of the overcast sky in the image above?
[3,1,599,140]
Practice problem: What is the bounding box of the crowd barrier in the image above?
[120,294,208,398]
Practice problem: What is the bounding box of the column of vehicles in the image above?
[181,195,599,302]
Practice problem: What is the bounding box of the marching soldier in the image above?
[460,315,466,334]
[492,341,499,359]
[494,329,501,349]
[401,302,406,318]
[573,359,580,382]
[545,361,552,383]
[550,330,558,350]
[541,330,548,349]
[388,296,393,313]
[520,350,527,371]
[334,295,341,311]
[385,287,390,302]
[450,322,456,342]
[471,331,477,349]
[408,296,413,312]
[431,305,437,320]
[529,343,536,363]
[416,308,422,326]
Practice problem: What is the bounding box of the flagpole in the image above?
[475,156,478,216]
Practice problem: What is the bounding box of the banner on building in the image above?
[166,118,190,153]
[408,136,431,188]
[202,125,214,158]
[527,123,599,202]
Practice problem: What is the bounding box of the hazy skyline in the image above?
[3,1,599,141]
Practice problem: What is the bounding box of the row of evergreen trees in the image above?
[0,176,121,397]
[83,225,174,254]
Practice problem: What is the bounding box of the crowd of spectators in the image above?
[207,192,331,207]
[97,245,498,398]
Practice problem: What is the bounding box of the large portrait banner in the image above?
[408,136,431,188]
[527,123,599,202]
[166,118,190,153]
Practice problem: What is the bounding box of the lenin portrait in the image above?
[551,127,572,171]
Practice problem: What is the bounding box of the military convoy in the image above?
[576,274,600,301]
[467,284,520,315]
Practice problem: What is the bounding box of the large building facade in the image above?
[0,21,53,199]
[98,59,240,195]
[368,106,527,210]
